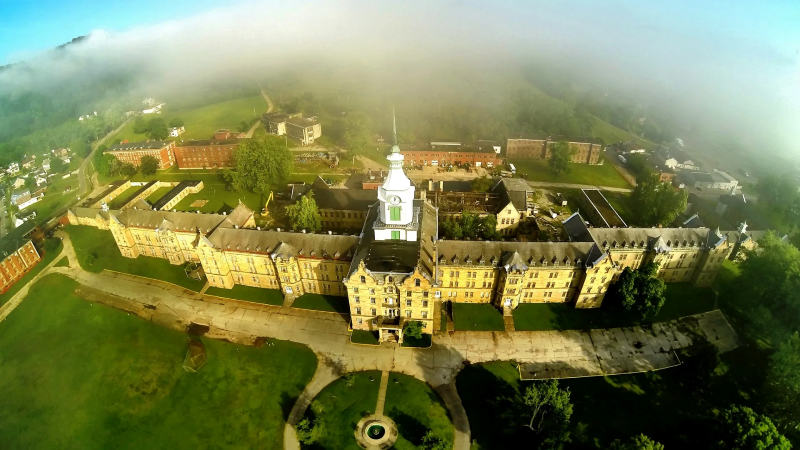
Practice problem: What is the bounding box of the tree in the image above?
[69,138,91,158]
[716,405,791,450]
[147,117,169,140]
[133,116,149,134]
[24,175,36,189]
[285,191,322,232]
[139,155,159,176]
[403,321,424,339]
[609,434,664,450]
[548,141,574,175]
[49,156,66,174]
[168,117,184,128]
[295,417,324,445]
[630,173,688,226]
[765,332,800,432]
[343,111,372,154]
[442,211,501,240]
[120,163,137,177]
[522,379,573,434]
[471,176,493,192]
[609,262,667,319]
[420,431,449,450]
[97,153,120,177]
[731,232,800,339]
[225,136,293,194]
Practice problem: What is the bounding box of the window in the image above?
[356,307,362,315]
[422,300,428,307]
[415,279,421,287]
[389,206,401,221]
[406,291,412,296]
[371,308,376,315]
[391,230,401,240]
[370,298,376,304]
[360,276,366,283]
[406,310,411,318]
[422,311,428,319]
[354,296,360,303]
[406,299,412,306]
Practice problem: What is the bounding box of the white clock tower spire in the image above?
[374,109,417,241]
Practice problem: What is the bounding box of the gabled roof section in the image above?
[501,251,528,272]
[563,212,593,242]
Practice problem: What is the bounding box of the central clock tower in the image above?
[374,111,417,242]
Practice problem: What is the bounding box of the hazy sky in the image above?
[1,0,799,154]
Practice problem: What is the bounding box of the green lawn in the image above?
[304,371,382,449]
[602,191,635,226]
[146,186,174,204]
[64,225,205,291]
[0,274,317,450]
[107,185,142,209]
[452,303,505,331]
[205,284,284,306]
[108,95,267,145]
[513,283,716,331]
[306,371,454,450]
[172,180,266,214]
[401,334,431,348]
[0,238,63,306]
[384,373,454,449]
[351,330,380,345]
[292,293,350,314]
[509,159,631,189]
[54,256,69,267]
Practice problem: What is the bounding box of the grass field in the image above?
[602,191,636,225]
[0,238,63,307]
[452,303,506,331]
[512,283,716,331]
[54,256,69,267]
[108,95,267,145]
[27,174,81,224]
[0,274,317,450]
[509,159,632,189]
[64,225,206,291]
[303,371,381,449]
[351,330,380,345]
[107,185,142,209]
[205,284,284,306]
[384,373,454,449]
[305,371,453,449]
[400,334,431,348]
[172,180,266,214]
[292,293,350,313]
[146,186,173,204]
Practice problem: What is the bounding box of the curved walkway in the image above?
[2,232,739,450]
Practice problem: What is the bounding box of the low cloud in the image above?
[1,0,797,155]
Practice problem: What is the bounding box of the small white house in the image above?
[7,162,19,175]
[12,178,25,189]
[169,126,185,137]
[41,158,51,172]
[36,176,47,187]
[143,103,165,114]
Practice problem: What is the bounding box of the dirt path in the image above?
[245,88,274,138]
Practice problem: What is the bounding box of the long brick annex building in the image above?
[72,123,761,343]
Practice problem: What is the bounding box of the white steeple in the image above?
[375,109,416,241]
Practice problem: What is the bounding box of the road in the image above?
[244,88,274,138]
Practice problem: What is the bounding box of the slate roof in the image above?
[436,240,602,268]
[492,178,530,211]
[0,220,36,256]
[107,141,170,151]
[111,204,253,234]
[206,227,359,259]
[588,228,711,251]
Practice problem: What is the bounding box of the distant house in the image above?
[35,176,47,187]
[41,158,51,172]
[11,189,29,202]
[657,149,699,171]
[21,155,36,170]
[262,112,322,146]
[142,103,165,114]
[52,148,69,158]
[12,178,25,189]
[15,192,43,210]
[61,156,71,164]
[169,126,185,137]
[6,162,19,175]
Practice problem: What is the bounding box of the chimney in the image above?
[439,180,444,191]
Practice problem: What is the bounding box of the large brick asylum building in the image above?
[506,137,603,164]
[73,123,761,343]
[173,129,245,169]
[106,141,176,169]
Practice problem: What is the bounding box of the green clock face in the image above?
[390,195,401,205]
